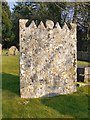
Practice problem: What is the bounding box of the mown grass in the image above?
[77,60,90,66]
[2,55,89,118]
[2,49,8,56]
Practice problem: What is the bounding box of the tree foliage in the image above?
[11,2,90,51]
[60,2,90,51]
[74,2,90,51]
[2,2,14,48]
[12,2,67,48]
[2,2,89,51]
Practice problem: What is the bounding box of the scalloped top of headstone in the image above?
[19,19,28,29]
[30,20,37,29]
[46,20,54,29]
[63,23,69,32]
[71,23,76,31]
[38,21,45,29]
[55,22,62,30]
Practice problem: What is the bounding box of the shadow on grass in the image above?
[2,73,20,96]
[2,73,88,118]
[41,93,88,118]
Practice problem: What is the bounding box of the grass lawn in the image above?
[1,55,89,118]
[77,60,90,67]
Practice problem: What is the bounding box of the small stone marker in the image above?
[8,46,19,56]
[84,67,90,83]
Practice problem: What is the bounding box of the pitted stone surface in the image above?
[84,67,90,83]
[20,19,77,98]
[46,20,54,29]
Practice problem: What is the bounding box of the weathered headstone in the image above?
[20,19,77,98]
[15,48,19,55]
[84,67,90,83]
[8,46,19,56]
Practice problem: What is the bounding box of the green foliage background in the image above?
[2,2,90,52]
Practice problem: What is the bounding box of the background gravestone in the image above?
[84,67,90,83]
[8,46,19,56]
[20,19,77,98]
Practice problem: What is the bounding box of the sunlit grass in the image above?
[2,55,89,118]
[77,60,90,66]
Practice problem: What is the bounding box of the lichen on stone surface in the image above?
[20,19,77,98]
